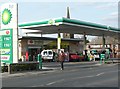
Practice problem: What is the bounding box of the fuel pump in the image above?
[37,54,42,69]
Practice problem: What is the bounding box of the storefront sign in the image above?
[28,40,35,45]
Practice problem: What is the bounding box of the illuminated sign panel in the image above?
[1,3,18,64]
[0,29,13,63]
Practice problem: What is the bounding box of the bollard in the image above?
[37,54,42,70]
[3,63,6,72]
[8,64,11,74]
[100,57,102,64]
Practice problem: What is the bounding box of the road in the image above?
[2,62,119,87]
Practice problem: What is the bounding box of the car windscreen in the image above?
[43,51,47,55]
[48,51,52,55]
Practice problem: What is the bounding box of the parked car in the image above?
[41,50,54,62]
[69,53,84,62]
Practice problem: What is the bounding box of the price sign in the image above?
[0,29,13,64]
[3,36,11,41]
[3,43,12,48]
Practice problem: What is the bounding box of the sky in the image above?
[17,2,118,27]
[0,0,119,40]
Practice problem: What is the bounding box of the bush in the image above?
[2,66,8,72]
[2,63,39,73]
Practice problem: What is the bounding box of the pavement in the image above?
[1,69,54,78]
[1,61,117,78]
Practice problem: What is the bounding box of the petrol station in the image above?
[0,3,120,73]
[19,17,120,60]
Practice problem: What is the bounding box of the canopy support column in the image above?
[102,34,105,50]
[57,29,61,53]
[83,32,87,50]
[41,32,44,51]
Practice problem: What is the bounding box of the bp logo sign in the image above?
[48,19,55,25]
[2,8,12,25]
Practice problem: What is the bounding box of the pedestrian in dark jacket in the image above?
[58,51,65,70]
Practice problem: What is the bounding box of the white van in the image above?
[41,50,53,61]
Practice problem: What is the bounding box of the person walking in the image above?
[58,51,65,70]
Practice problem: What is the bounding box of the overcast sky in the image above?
[17,1,118,27]
[0,0,119,39]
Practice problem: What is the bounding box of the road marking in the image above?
[106,64,118,66]
[31,84,44,87]
[46,79,65,86]
[105,70,120,74]
[78,75,95,78]
[85,77,118,87]
[46,69,119,86]
[58,69,118,82]
[95,64,102,66]
[89,68,93,69]
[96,72,104,76]
[46,82,56,85]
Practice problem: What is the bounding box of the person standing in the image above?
[83,50,88,61]
[59,51,65,70]
[53,51,56,62]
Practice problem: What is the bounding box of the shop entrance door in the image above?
[28,48,41,61]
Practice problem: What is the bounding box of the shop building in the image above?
[18,36,83,61]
